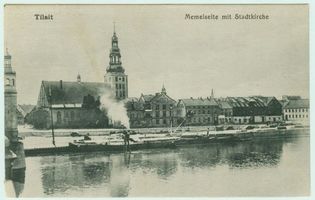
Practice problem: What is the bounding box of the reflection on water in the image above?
[21,135,310,197]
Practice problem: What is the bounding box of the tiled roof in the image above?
[283,99,309,109]
[225,97,269,107]
[150,93,176,104]
[218,101,233,109]
[180,98,218,107]
[42,81,112,105]
[141,94,155,102]
[251,96,274,105]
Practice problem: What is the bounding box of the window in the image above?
[163,119,166,124]
[122,77,125,81]
[12,79,15,86]
[5,78,10,86]
[156,119,159,124]
[163,104,166,110]
[163,111,166,117]
[244,118,247,123]
[155,111,159,117]
[70,111,75,121]
[57,111,62,124]
[156,105,159,110]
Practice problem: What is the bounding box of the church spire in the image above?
[106,23,124,73]
[211,88,214,98]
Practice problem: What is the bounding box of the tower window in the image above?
[12,79,15,86]
[5,78,10,86]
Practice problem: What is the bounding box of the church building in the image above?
[28,26,129,129]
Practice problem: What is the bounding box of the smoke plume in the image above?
[100,93,130,129]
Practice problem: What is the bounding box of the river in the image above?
[17,132,310,197]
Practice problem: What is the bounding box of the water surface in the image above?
[20,133,310,197]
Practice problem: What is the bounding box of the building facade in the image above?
[283,99,309,125]
[125,86,177,128]
[177,97,221,126]
[222,96,283,124]
[104,29,128,100]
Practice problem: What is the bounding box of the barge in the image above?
[24,127,309,157]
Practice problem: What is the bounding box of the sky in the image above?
[4,4,309,105]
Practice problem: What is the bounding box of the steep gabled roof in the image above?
[150,93,176,104]
[140,94,155,102]
[42,81,112,105]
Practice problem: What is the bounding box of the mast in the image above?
[49,86,56,147]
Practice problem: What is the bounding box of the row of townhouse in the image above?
[125,87,310,128]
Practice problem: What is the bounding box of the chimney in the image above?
[60,80,63,89]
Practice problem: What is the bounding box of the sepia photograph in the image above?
[3,4,310,198]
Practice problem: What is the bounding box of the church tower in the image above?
[104,25,128,100]
[4,49,18,142]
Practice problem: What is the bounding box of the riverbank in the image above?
[19,124,300,137]
[23,127,309,157]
